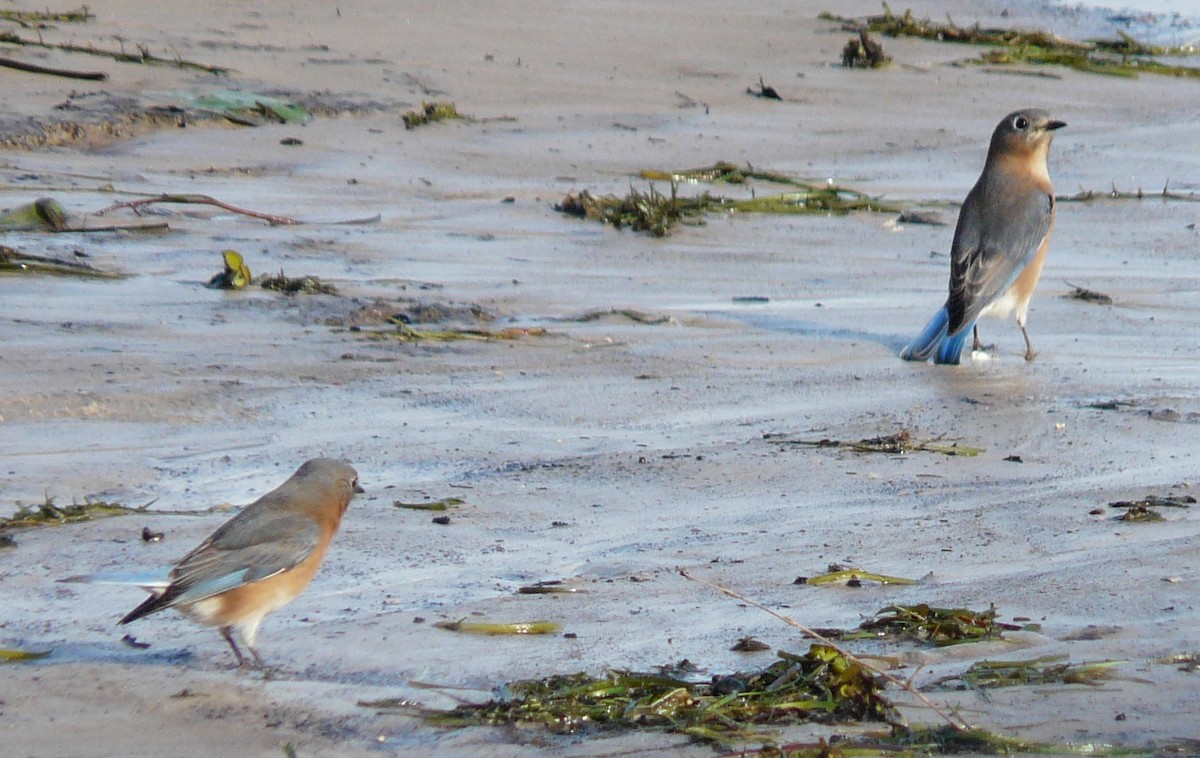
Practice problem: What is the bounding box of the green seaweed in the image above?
[558,165,896,236]
[1,244,123,279]
[258,269,338,295]
[929,656,1123,689]
[765,429,984,457]
[403,101,465,129]
[852,604,1024,646]
[0,647,52,662]
[433,619,561,635]
[822,4,1200,80]
[0,7,94,23]
[424,645,896,745]
[0,198,69,231]
[393,497,464,511]
[206,249,252,289]
[1,497,142,531]
[801,566,918,586]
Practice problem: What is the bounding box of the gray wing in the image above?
[947,171,1053,334]
[163,508,321,607]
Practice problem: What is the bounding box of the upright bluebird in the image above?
[119,458,362,668]
[900,108,1066,364]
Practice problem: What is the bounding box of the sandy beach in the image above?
[2,1,1199,755]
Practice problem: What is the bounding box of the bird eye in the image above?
[1013,115,1029,130]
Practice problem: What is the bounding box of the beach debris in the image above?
[882,724,1135,755]
[1064,280,1113,304]
[1114,505,1165,522]
[0,497,142,532]
[842,30,891,68]
[849,604,1022,646]
[1110,495,1194,509]
[140,526,164,542]
[258,269,338,295]
[1110,494,1192,522]
[357,319,546,342]
[0,647,52,662]
[1,6,94,22]
[557,168,896,236]
[798,565,918,586]
[518,581,583,595]
[560,308,673,325]
[746,75,782,99]
[1058,181,1200,203]
[896,209,947,225]
[0,197,70,231]
[433,619,561,635]
[765,429,984,457]
[927,655,1123,690]
[0,56,107,80]
[556,185,702,237]
[121,634,151,649]
[1086,399,1137,410]
[730,636,771,652]
[1,244,124,279]
[95,193,304,225]
[0,534,16,550]
[403,100,464,129]
[393,497,464,511]
[424,645,895,745]
[1155,653,1200,672]
[206,249,252,289]
[166,90,310,125]
[822,4,1200,80]
[0,29,229,76]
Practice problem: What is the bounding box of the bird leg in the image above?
[220,626,272,673]
[971,325,995,353]
[220,626,250,667]
[1020,324,1037,361]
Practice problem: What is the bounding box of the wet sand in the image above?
[2,1,1199,755]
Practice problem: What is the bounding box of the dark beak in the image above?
[353,481,366,494]
[1045,119,1067,131]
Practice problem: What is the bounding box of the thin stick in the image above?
[0,56,107,80]
[677,566,970,731]
[0,32,230,74]
[94,194,302,226]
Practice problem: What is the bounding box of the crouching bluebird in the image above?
[119,458,362,669]
[900,108,1066,364]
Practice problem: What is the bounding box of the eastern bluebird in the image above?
[119,458,362,668]
[900,108,1066,364]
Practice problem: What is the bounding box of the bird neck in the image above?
[991,140,1052,191]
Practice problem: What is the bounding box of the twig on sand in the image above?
[677,566,971,731]
[94,194,303,226]
[0,56,107,80]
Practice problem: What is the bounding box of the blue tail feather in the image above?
[935,327,970,364]
[900,306,970,365]
[900,307,949,362]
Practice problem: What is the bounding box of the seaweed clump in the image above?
[1,497,140,531]
[258,270,339,295]
[403,101,464,129]
[556,185,704,237]
[842,30,891,68]
[426,645,895,744]
[822,4,1200,80]
[557,163,897,236]
[851,604,1023,646]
